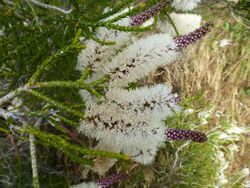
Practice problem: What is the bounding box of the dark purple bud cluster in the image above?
[175,22,213,49]
[130,0,169,26]
[97,173,129,187]
[165,128,207,143]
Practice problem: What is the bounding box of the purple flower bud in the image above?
[130,0,169,26]
[174,22,213,49]
[97,173,129,187]
[165,128,207,143]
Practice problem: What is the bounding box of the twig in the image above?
[25,0,42,32]
[170,141,190,175]
[231,11,250,29]
[2,0,15,5]
[29,0,72,14]
[27,90,83,117]
[29,134,40,188]
[27,30,85,85]
[0,108,21,122]
[0,73,106,110]
[29,118,42,188]
[0,86,28,106]
[165,13,180,36]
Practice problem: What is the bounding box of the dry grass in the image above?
[163,24,249,122]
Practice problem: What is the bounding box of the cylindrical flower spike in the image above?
[130,0,169,26]
[104,33,179,88]
[171,0,201,11]
[157,13,202,36]
[80,85,181,165]
[97,173,130,188]
[165,128,207,143]
[174,22,213,49]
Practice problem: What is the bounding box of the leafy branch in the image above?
[22,125,130,161]
[27,29,85,85]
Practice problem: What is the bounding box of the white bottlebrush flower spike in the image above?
[76,17,132,100]
[75,0,210,176]
[103,33,179,88]
[79,84,180,164]
[105,84,181,121]
[157,13,202,36]
[76,23,132,73]
[171,0,201,11]
[76,7,133,74]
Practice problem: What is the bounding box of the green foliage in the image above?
[161,95,217,188]
[21,125,130,163]
[0,133,32,187]
[178,143,217,187]
[0,0,155,187]
[227,0,250,26]
[27,89,83,117]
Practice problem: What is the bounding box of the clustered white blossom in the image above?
[171,0,201,11]
[157,12,201,36]
[80,85,180,165]
[76,18,132,76]
[76,0,209,176]
[104,34,179,88]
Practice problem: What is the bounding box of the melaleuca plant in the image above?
[0,0,211,187]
